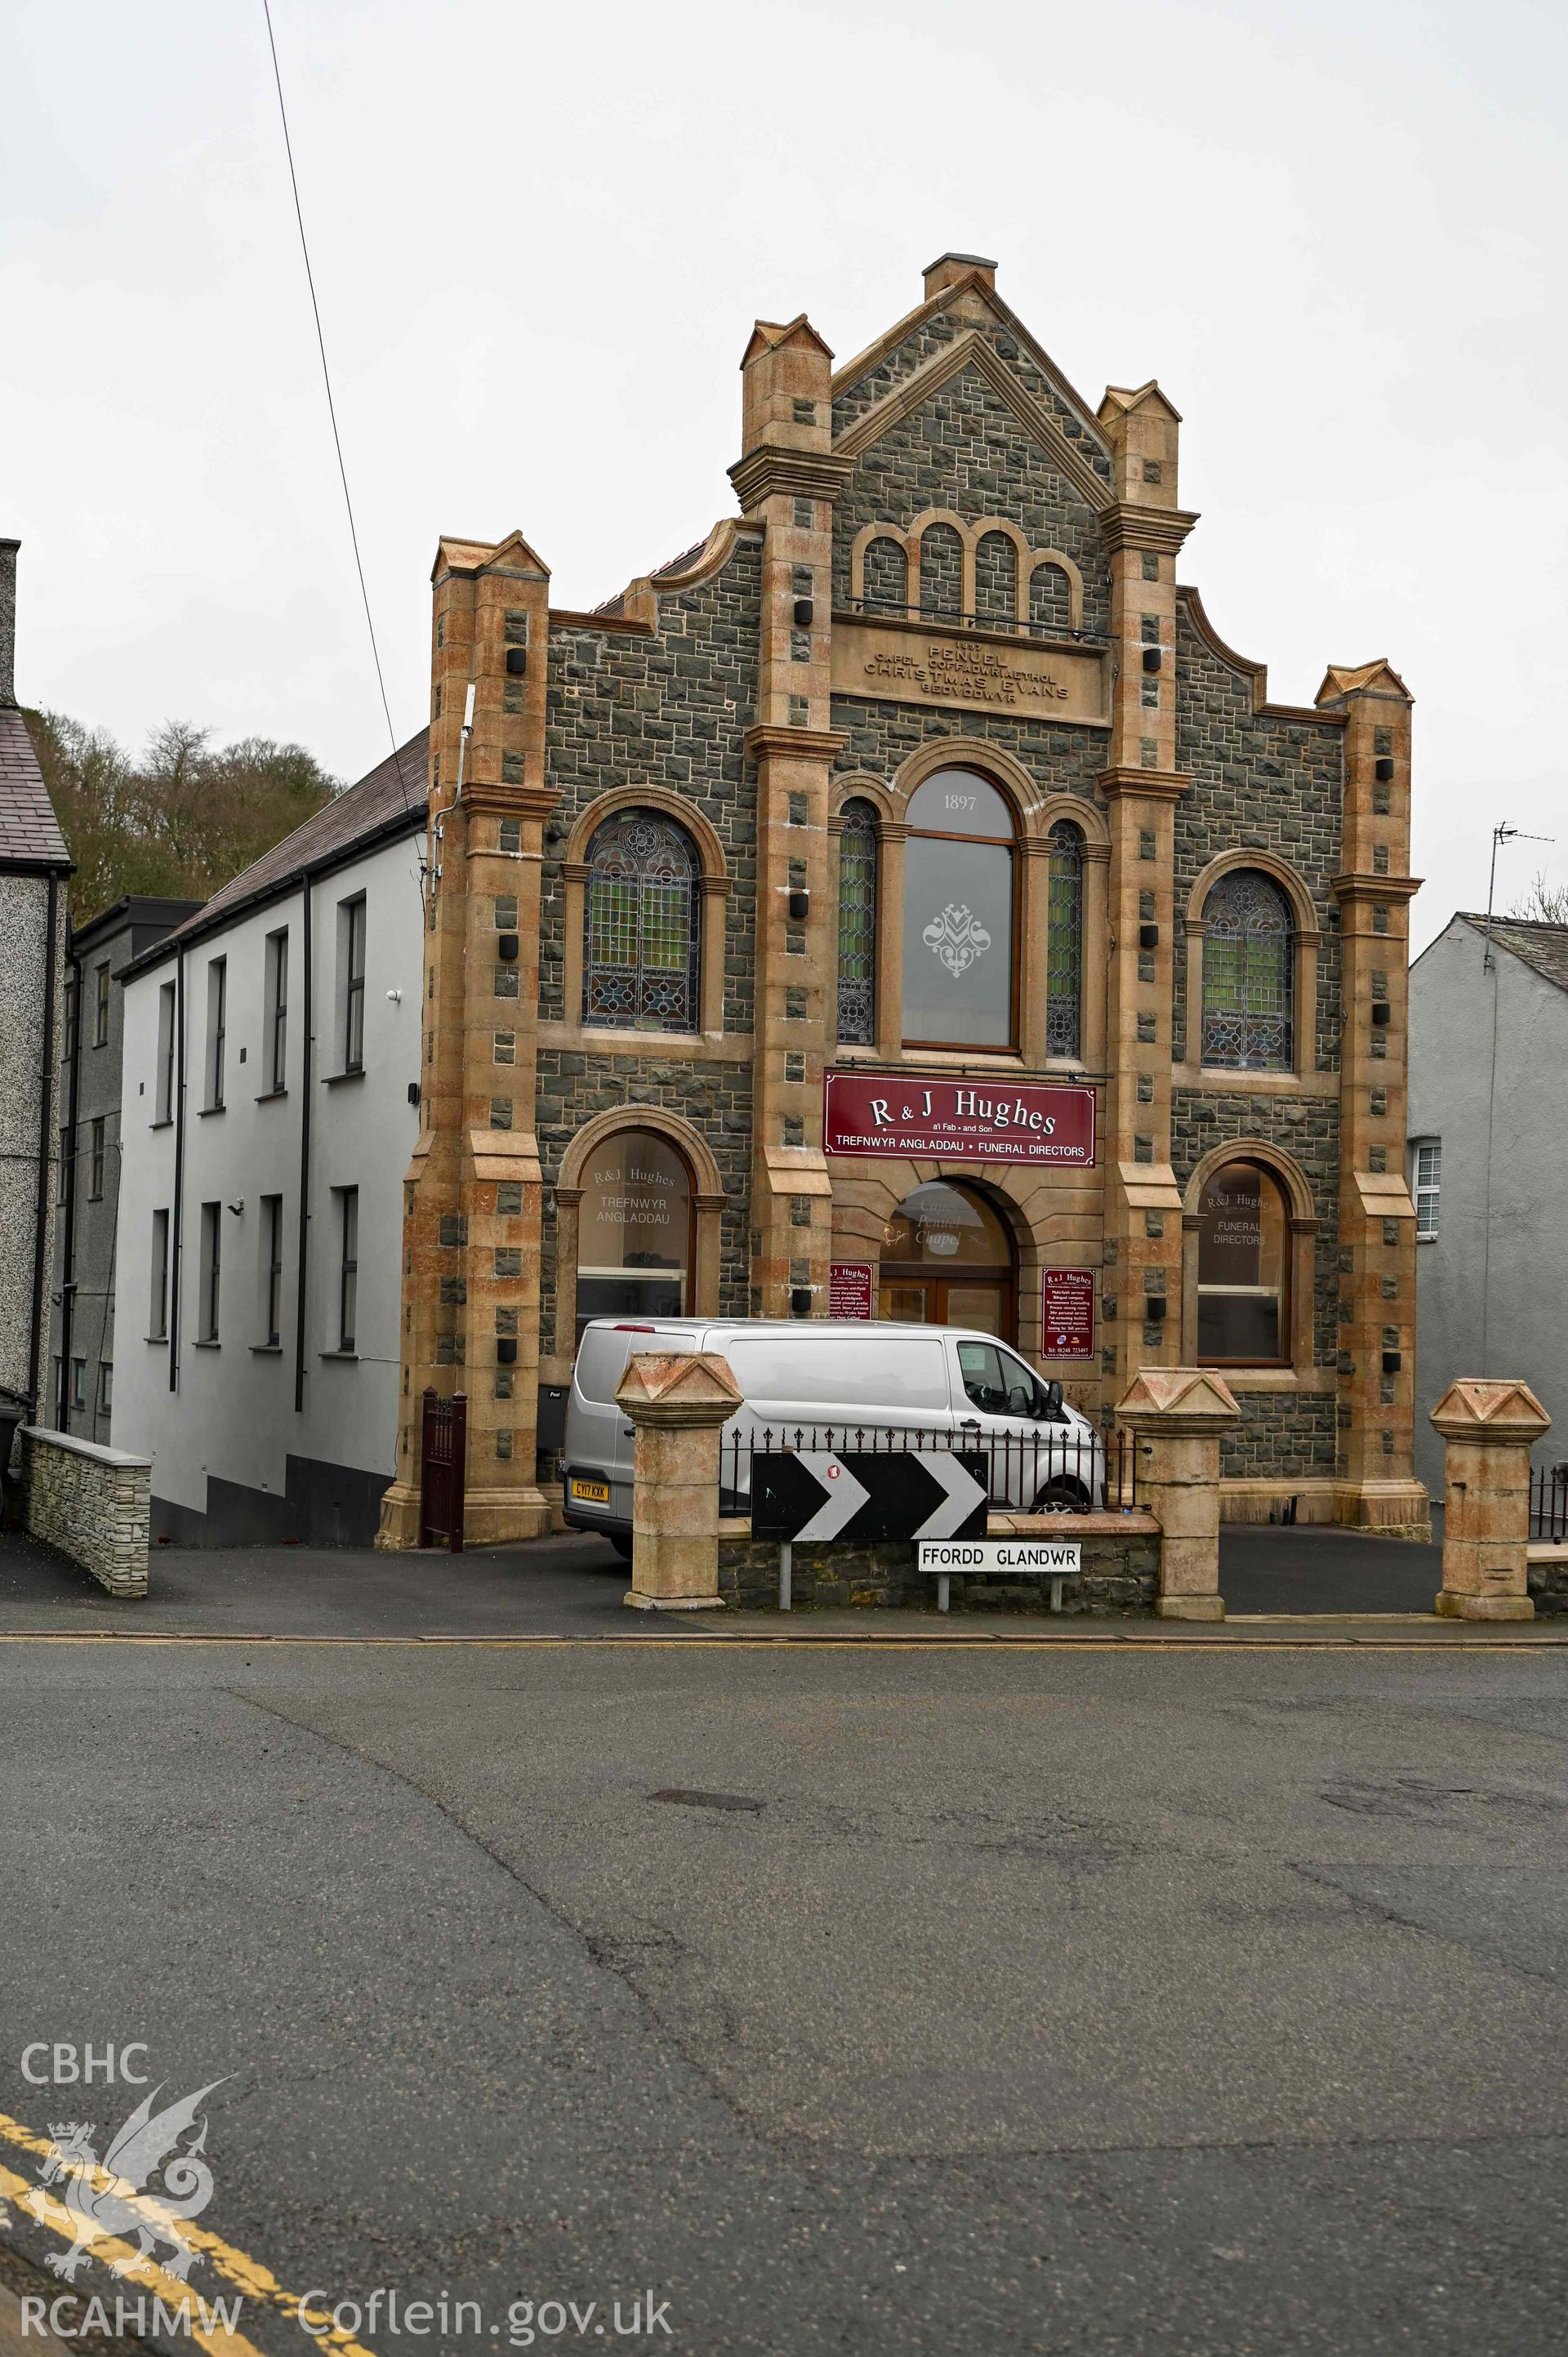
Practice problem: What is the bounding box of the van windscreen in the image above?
[725,1334,947,1411]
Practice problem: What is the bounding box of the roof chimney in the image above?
[922,252,997,301]
[0,538,16,707]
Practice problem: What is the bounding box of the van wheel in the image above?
[1032,1477,1090,1512]
[608,1534,635,1562]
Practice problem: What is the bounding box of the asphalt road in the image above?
[3,1637,1567,2355]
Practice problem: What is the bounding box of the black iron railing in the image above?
[1530,1464,1568,1542]
[720,1422,1137,1518]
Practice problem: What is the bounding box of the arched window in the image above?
[902,769,1017,1049]
[583,809,700,1032]
[1196,1161,1290,1366]
[1200,869,1293,1070]
[836,800,878,1045]
[974,531,1017,626]
[1045,819,1084,1059]
[575,1128,693,1339]
[863,537,908,614]
[1030,561,1071,635]
[919,523,964,618]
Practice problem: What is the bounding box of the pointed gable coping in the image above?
[1316,658,1413,708]
[743,314,835,368]
[1116,1366,1242,1425]
[615,1349,745,1424]
[834,327,1112,514]
[1099,380,1183,426]
[831,275,1111,461]
[1429,1378,1552,1442]
[432,530,551,582]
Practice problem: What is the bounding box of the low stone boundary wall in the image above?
[1528,1542,1568,1615]
[717,1512,1160,1614]
[19,1426,150,1597]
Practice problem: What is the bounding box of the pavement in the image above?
[0,1517,1556,1646]
[2,1635,1568,2355]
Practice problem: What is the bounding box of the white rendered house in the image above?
[114,737,425,1543]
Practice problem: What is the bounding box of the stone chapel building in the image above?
[374,252,1427,1548]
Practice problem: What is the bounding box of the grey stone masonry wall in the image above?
[831,702,1107,820]
[537,1049,753,1343]
[718,1521,1158,1613]
[1173,603,1344,1072]
[541,537,762,1031]
[832,308,1115,477]
[20,1425,149,1597]
[1214,1390,1338,1484]
[1528,1548,1568,1616]
[833,359,1111,633]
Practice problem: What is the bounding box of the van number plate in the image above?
[570,1477,610,1504]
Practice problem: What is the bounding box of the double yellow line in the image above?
[0,2110,375,2356]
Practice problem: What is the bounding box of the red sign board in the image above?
[830,1262,874,1320]
[1041,1268,1095,1361]
[824,1072,1096,1166]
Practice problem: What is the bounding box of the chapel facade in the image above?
[375,253,1426,1548]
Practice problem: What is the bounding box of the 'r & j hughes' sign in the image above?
[823,1072,1096,1166]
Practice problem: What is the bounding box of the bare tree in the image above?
[23,709,340,924]
[1508,871,1568,925]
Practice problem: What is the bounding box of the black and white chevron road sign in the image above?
[750,1450,988,1544]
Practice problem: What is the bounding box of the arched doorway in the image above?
[877,1179,1016,1342]
[575,1127,694,1340]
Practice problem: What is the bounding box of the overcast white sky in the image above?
[4,0,1564,947]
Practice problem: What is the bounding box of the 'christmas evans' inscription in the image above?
[832,617,1109,728]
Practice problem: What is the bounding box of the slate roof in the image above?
[138,728,427,967]
[1458,911,1568,993]
[0,705,70,870]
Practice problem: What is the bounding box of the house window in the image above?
[99,1362,113,1415]
[341,898,367,1072]
[336,1187,359,1352]
[261,1194,284,1345]
[265,929,288,1092]
[1045,819,1084,1058]
[57,1125,69,1204]
[583,810,700,1032]
[902,769,1017,1050]
[205,959,227,1108]
[150,1209,170,1339]
[199,1201,221,1341]
[1200,870,1293,1070]
[71,1359,87,1411]
[88,1117,105,1201]
[575,1129,693,1341]
[60,975,77,1073]
[1196,1161,1290,1366]
[836,800,878,1045]
[93,963,110,1047]
[156,981,176,1121]
[1413,1139,1441,1239]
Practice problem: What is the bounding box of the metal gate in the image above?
[419,1388,467,1553]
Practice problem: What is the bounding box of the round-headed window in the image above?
[902,769,1017,1049]
[575,1129,693,1339]
[1196,1161,1290,1366]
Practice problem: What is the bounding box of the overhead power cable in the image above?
[260,0,422,844]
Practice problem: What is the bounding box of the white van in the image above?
[562,1317,1105,1553]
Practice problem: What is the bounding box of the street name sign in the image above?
[751,1450,989,1544]
[916,1539,1082,1574]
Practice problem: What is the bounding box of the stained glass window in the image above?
[1200,870,1293,1070]
[583,811,700,1031]
[1046,820,1083,1058]
[836,800,878,1045]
